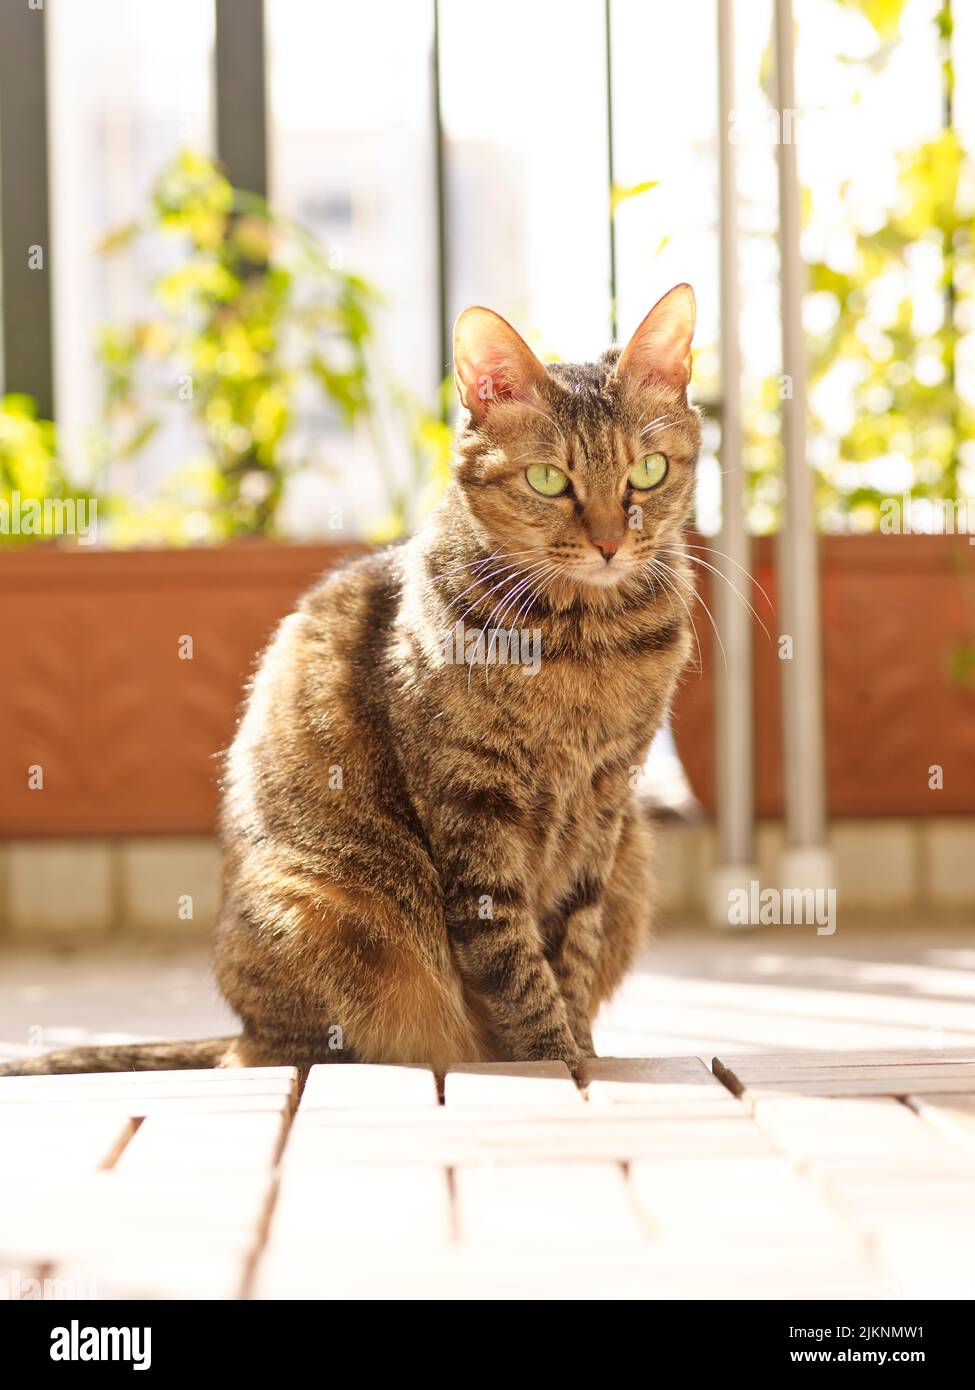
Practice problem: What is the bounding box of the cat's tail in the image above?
[0,1036,237,1077]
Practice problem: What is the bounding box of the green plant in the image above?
[745,0,974,533]
[95,149,446,544]
[0,394,72,546]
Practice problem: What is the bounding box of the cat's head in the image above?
[451,284,700,589]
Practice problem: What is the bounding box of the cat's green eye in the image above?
[628,453,668,490]
[525,464,569,497]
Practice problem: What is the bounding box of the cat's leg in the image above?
[215,861,492,1072]
[590,807,655,1016]
[544,877,606,1058]
[544,808,654,1049]
[434,814,581,1070]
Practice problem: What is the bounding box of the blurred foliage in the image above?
[0,394,79,546]
[834,0,907,42]
[746,0,974,533]
[610,179,659,215]
[93,149,448,544]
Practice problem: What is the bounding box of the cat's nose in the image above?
[590,535,622,561]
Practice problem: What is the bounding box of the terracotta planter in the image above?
[0,542,363,836]
[4,533,973,835]
[671,533,975,817]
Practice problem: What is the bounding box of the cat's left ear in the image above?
[616,283,696,391]
[453,307,549,421]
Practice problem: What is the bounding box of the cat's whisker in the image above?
[492,568,561,678]
[478,568,552,685]
[683,541,775,617]
[450,556,546,616]
[643,563,703,674]
[422,547,542,594]
[648,554,728,676]
[657,545,771,643]
[457,560,552,630]
[450,564,524,614]
[492,563,554,631]
[509,564,559,632]
[480,563,550,638]
[634,407,667,433]
[638,414,674,442]
[419,551,500,594]
[467,568,540,690]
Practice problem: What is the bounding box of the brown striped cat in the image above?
[3,284,699,1078]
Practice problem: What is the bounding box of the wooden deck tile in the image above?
[115,1110,290,1174]
[0,1172,276,1263]
[745,1095,959,1163]
[714,1054,975,1099]
[871,1230,975,1299]
[708,1054,975,1300]
[444,1061,582,1106]
[629,1156,856,1243]
[0,1255,56,1301]
[282,1107,773,1166]
[713,1049,975,1072]
[0,1067,298,1091]
[582,1056,742,1113]
[0,1115,136,1174]
[255,1250,890,1301]
[0,1069,287,1299]
[269,1165,452,1254]
[49,1254,249,1301]
[906,1093,975,1151]
[582,1056,717,1088]
[0,1092,295,1119]
[453,1161,646,1252]
[4,1050,974,1300]
[300,1062,438,1109]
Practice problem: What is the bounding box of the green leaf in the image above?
[610,180,659,215]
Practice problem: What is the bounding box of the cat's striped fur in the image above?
[2,285,699,1077]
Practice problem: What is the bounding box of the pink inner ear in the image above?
[453,308,548,417]
[458,349,519,406]
[632,330,692,389]
[618,284,696,389]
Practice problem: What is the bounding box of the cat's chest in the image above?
[481,656,663,756]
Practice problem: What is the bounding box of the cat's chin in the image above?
[571,564,631,589]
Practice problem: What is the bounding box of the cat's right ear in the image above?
[453,307,549,422]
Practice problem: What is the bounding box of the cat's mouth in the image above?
[569,559,633,588]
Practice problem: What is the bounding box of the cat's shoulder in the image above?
[301,542,402,598]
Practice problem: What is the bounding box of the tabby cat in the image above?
[2,283,699,1077]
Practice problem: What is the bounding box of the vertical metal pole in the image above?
[710,0,758,927]
[0,0,54,418]
[215,0,268,197]
[432,0,450,412]
[773,0,833,892]
[604,0,618,343]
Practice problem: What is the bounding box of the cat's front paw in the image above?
[526,1034,583,1074]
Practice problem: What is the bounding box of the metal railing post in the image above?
[0,1,54,418]
[215,0,268,198]
[773,0,834,895]
[710,0,759,927]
